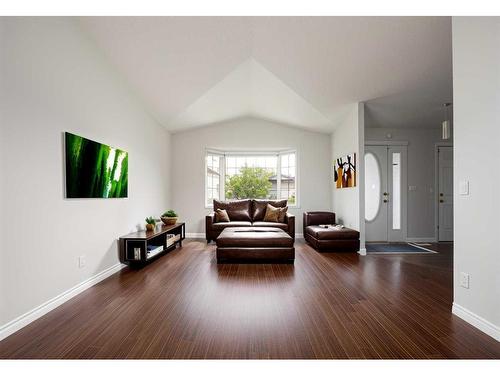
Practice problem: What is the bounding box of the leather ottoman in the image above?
[216,227,295,263]
[303,211,360,252]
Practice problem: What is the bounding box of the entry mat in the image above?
[366,242,437,254]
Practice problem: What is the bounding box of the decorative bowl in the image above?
[161,216,178,225]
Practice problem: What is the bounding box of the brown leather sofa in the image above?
[303,211,359,252]
[206,199,295,242]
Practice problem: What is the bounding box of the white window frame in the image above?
[205,149,299,209]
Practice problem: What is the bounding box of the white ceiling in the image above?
[79,17,452,133]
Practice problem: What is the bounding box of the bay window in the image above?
[205,150,297,207]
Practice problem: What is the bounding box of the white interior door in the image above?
[365,146,388,242]
[365,145,407,242]
[438,146,453,241]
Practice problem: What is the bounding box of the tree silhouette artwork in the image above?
[334,153,356,189]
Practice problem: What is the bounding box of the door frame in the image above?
[365,141,408,242]
[434,143,453,242]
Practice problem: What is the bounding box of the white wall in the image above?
[365,127,449,241]
[171,117,332,235]
[451,17,500,340]
[331,103,364,235]
[0,18,170,328]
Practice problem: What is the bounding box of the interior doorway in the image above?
[365,144,408,242]
[437,146,453,241]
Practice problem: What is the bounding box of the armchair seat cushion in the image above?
[305,225,359,240]
[252,221,288,230]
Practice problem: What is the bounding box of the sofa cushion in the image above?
[252,221,288,230]
[214,209,230,223]
[305,225,359,240]
[252,199,287,221]
[214,199,252,222]
[212,221,252,229]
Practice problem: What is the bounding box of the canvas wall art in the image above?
[65,132,128,198]
[334,153,356,189]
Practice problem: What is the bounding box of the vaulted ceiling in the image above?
[79,17,452,133]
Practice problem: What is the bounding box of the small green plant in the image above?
[162,209,177,217]
[145,216,156,225]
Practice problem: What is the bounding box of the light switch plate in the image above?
[459,180,469,195]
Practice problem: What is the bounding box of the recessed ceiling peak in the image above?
[167,59,332,132]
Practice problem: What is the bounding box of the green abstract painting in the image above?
[65,132,128,198]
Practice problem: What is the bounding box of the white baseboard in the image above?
[452,302,500,342]
[358,248,367,256]
[0,262,127,342]
[186,232,205,239]
[406,237,436,243]
[295,233,304,239]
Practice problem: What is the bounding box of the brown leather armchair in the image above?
[206,199,295,242]
[303,211,359,252]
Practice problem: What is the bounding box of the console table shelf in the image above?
[119,222,185,266]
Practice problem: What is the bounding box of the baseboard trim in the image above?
[406,237,436,243]
[0,262,127,342]
[186,232,205,239]
[452,302,500,342]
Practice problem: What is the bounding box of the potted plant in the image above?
[145,216,156,231]
[161,209,178,225]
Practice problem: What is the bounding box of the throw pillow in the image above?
[263,204,281,222]
[278,206,288,223]
[214,209,230,223]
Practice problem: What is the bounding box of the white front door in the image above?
[438,146,453,241]
[365,145,407,242]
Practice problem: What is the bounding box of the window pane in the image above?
[281,154,289,168]
[279,153,296,205]
[392,152,401,230]
[224,154,280,200]
[364,153,381,221]
[206,154,221,206]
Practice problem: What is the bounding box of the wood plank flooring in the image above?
[0,240,499,359]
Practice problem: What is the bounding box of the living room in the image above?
[1,2,500,373]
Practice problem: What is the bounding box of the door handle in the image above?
[383,199,388,203]
[440,199,444,203]
[383,192,389,196]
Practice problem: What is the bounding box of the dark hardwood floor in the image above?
[1,240,499,359]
